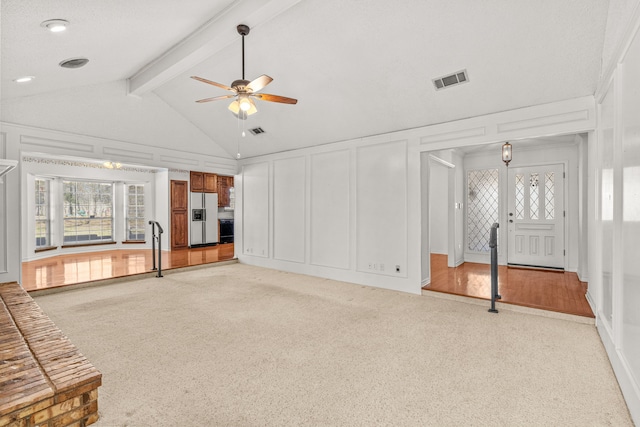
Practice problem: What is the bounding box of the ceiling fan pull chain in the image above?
[236,113,241,159]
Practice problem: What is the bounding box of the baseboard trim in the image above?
[597,318,640,426]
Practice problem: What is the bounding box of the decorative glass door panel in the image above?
[507,164,565,269]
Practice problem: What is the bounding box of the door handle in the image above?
[509,219,513,223]
[509,213,513,216]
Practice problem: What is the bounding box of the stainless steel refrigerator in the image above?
[190,192,218,246]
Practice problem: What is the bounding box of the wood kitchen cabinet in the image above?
[190,171,203,192]
[203,173,217,193]
[170,180,189,249]
[217,176,234,207]
[190,171,217,193]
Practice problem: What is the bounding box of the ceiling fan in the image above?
[191,24,297,119]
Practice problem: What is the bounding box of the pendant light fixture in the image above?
[502,142,512,166]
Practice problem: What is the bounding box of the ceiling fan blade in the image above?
[195,94,236,103]
[246,74,273,93]
[254,93,298,104]
[190,76,234,92]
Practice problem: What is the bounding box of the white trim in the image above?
[596,2,640,102]
[429,154,455,169]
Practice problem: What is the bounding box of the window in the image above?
[35,179,50,248]
[63,181,113,244]
[126,184,145,241]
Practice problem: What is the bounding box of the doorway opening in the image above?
[421,134,592,317]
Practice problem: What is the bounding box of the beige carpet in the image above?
[33,264,633,426]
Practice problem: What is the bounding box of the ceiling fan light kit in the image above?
[191,24,297,120]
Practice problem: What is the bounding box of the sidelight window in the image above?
[126,184,145,241]
[35,178,51,248]
[467,169,499,252]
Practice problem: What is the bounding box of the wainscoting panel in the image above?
[273,157,305,263]
[310,150,350,269]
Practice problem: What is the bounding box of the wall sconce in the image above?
[502,142,512,166]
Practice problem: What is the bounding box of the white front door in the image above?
[507,164,565,269]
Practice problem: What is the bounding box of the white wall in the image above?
[0,130,21,283]
[310,150,350,270]
[236,96,595,295]
[429,160,448,255]
[273,157,306,263]
[420,152,430,284]
[452,150,465,267]
[590,2,640,422]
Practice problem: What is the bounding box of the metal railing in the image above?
[148,221,164,278]
[488,222,501,313]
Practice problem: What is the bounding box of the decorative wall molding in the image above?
[204,161,237,173]
[497,110,590,133]
[272,156,306,264]
[420,127,486,145]
[309,149,351,270]
[103,146,154,161]
[168,168,189,174]
[22,156,158,173]
[20,135,94,153]
[159,155,198,166]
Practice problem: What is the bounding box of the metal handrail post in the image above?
[148,221,164,278]
[157,223,163,278]
[489,222,501,313]
[149,221,157,271]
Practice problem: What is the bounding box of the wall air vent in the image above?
[249,127,265,135]
[432,69,469,90]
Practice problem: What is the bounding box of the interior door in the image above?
[507,164,565,269]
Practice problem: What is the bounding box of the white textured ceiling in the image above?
[1,0,610,159]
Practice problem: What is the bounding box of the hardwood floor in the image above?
[424,254,594,318]
[21,244,235,292]
[22,249,593,318]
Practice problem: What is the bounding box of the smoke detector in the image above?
[432,69,469,90]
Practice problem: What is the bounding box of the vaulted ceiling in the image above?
[1,0,610,159]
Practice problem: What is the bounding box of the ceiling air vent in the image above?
[249,127,265,135]
[432,69,469,90]
[59,57,89,69]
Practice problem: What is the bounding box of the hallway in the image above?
[423,254,594,317]
[21,244,235,292]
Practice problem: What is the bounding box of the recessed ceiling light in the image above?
[14,76,35,83]
[41,19,69,33]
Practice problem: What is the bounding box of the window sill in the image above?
[61,241,116,249]
[35,246,58,253]
[123,240,146,244]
